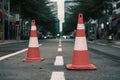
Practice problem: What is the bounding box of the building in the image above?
[111,0,120,39]
[0,0,11,40]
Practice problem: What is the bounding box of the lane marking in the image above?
[96,43,107,46]
[0,48,28,61]
[59,39,62,42]
[112,45,120,48]
[87,41,95,44]
[58,40,62,51]
[59,44,62,47]
[50,72,65,80]
[59,41,62,44]
[39,44,42,46]
[0,44,42,61]
[58,47,62,52]
[54,56,64,66]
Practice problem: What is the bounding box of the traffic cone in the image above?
[66,13,96,70]
[23,19,44,62]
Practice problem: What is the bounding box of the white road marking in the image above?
[59,41,62,44]
[87,41,95,44]
[59,39,62,42]
[112,45,120,48]
[0,48,28,61]
[74,37,88,50]
[59,44,62,47]
[96,43,107,46]
[58,47,62,52]
[0,44,42,61]
[50,72,65,80]
[39,44,42,46]
[54,56,64,66]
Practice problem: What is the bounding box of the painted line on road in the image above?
[112,45,120,48]
[50,72,65,80]
[54,56,64,66]
[87,41,95,44]
[39,44,42,46]
[59,39,62,42]
[0,48,28,61]
[58,47,62,52]
[58,44,62,47]
[58,40,62,52]
[0,44,42,61]
[96,43,107,46]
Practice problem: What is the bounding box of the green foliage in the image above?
[64,0,108,34]
[10,0,58,35]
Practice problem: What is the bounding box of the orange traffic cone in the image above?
[66,13,96,70]
[23,19,44,62]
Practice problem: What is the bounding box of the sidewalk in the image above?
[88,39,120,59]
[94,39,120,46]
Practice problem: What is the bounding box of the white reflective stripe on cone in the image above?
[77,24,85,29]
[31,26,36,30]
[28,37,39,47]
[74,37,88,50]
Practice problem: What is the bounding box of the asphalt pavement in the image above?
[0,39,120,80]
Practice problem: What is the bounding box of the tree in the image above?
[10,0,58,35]
[64,0,109,34]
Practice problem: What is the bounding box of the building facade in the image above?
[111,0,120,39]
[0,0,10,40]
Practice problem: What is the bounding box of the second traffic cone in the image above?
[66,13,96,70]
[23,20,44,62]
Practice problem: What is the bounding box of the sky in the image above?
[50,0,65,32]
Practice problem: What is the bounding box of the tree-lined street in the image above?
[0,0,120,80]
[0,39,120,80]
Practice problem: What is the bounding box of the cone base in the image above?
[66,64,96,70]
[23,57,44,62]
